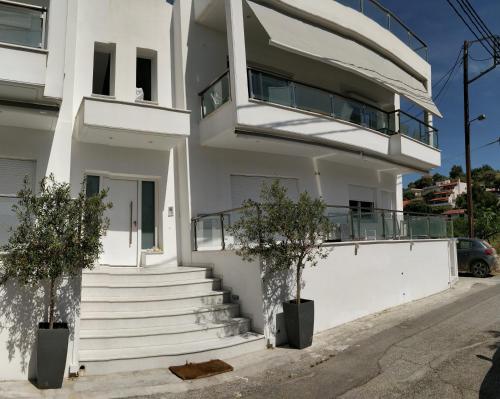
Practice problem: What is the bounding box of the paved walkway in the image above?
[1,275,499,399]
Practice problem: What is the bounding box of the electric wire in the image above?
[456,0,498,52]
[446,0,495,57]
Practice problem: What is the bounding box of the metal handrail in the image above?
[0,0,46,12]
[392,110,438,133]
[198,70,230,97]
[192,204,448,222]
[337,0,428,60]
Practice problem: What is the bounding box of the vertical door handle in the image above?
[129,201,133,247]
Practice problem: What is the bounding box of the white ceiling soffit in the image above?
[246,0,442,118]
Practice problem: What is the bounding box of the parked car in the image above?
[456,238,499,278]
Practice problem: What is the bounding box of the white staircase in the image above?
[79,265,265,375]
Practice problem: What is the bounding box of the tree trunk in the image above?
[296,263,302,305]
[48,278,55,329]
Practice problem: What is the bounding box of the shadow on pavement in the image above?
[478,330,500,398]
[459,272,494,279]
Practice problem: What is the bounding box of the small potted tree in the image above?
[229,181,331,349]
[0,175,111,389]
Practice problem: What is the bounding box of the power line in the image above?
[446,0,496,57]
[457,0,498,51]
[461,0,500,49]
[440,137,500,165]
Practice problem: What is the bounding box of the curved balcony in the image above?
[336,0,428,60]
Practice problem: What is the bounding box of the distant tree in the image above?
[403,190,415,200]
[404,200,433,214]
[432,173,448,183]
[449,165,466,180]
[413,176,434,189]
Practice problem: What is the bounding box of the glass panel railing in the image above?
[294,82,333,116]
[335,0,428,60]
[249,69,390,134]
[0,2,46,49]
[200,71,230,118]
[193,205,452,251]
[0,196,18,246]
[395,110,439,148]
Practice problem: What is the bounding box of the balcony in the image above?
[199,68,440,170]
[0,1,48,101]
[192,205,452,251]
[336,0,428,60]
[247,68,392,136]
[74,97,190,150]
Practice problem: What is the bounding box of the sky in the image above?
[378,0,500,186]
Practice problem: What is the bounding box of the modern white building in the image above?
[0,0,457,380]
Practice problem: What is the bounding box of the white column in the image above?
[225,0,249,106]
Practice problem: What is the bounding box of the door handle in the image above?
[129,201,133,247]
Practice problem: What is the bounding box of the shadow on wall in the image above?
[479,330,500,398]
[261,261,295,347]
[0,277,80,380]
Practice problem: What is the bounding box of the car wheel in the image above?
[471,261,489,278]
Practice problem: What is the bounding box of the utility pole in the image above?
[463,41,474,238]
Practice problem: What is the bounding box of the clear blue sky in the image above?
[380,0,500,186]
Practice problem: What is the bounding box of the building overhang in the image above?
[74,97,190,150]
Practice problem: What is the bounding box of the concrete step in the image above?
[81,291,228,313]
[79,332,265,375]
[79,318,251,350]
[83,266,211,285]
[80,303,240,330]
[82,278,221,298]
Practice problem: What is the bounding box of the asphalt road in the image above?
[149,278,500,399]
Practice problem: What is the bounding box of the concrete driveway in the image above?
[2,274,500,399]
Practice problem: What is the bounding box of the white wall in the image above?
[192,239,457,347]
[0,276,80,381]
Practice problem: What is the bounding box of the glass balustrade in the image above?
[200,71,230,117]
[0,2,46,49]
[335,0,428,60]
[192,205,452,251]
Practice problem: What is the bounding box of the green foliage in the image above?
[228,181,332,304]
[403,199,433,214]
[411,176,434,189]
[0,175,112,327]
[432,173,447,183]
[403,190,415,200]
[449,165,465,180]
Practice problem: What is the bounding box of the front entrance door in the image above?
[101,178,138,266]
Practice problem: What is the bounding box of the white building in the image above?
[0,0,457,380]
[425,179,467,207]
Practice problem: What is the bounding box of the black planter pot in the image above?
[36,322,69,389]
[282,299,314,349]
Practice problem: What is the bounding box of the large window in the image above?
[93,42,116,96]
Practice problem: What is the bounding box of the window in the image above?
[85,175,100,198]
[141,181,155,249]
[457,240,473,250]
[0,159,35,246]
[93,42,115,96]
[136,48,157,102]
[349,200,374,214]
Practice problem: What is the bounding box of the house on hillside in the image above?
[0,0,457,380]
[424,179,467,208]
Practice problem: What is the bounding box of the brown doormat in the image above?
[169,360,234,380]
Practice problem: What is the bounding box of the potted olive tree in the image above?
[0,175,111,389]
[229,181,331,349]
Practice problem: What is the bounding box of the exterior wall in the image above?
[0,276,80,381]
[192,239,458,346]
